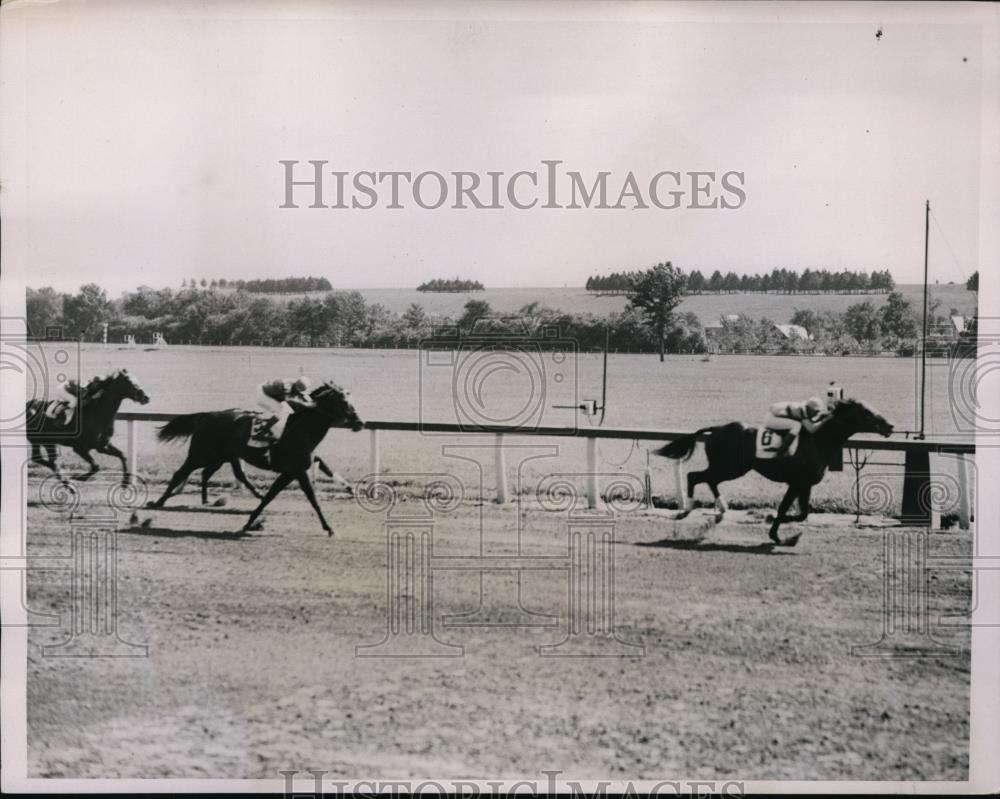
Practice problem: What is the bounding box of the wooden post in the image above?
[586,437,601,510]
[494,433,509,503]
[369,428,381,481]
[900,448,931,526]
[674,458,688,512]
[956,454,971,530]
[127,420,137,478]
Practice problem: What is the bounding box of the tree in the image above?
[200,278,208,288]
[686,270,706,294]
[844,300,881,347]
[401,302,430,341]
[459,299,493,331]
[62,284,111,339]
[789,308,821,337]
[26,287,64,337]
[626,261,686,362]
[879,291,918,340]
[967,271,979,292]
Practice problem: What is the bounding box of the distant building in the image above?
[772,323,813,341]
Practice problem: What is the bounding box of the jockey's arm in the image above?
[286,394,316,411]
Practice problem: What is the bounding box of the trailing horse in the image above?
[26,369,150,485]
[654,398,894,545]
[149,381,363,535]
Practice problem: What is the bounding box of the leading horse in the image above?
[149,381,363,535]
[26,369,150,485]
[655,398,894,545]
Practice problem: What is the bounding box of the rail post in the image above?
[674,459,688,512]
[494,434,509,503]
[127,420,137,478]
[586,436,601,510]
[369,428,381,481]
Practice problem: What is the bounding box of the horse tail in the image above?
[157,413,212,442]
[653,427,715,462]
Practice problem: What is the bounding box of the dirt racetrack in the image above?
[26,474,971,781]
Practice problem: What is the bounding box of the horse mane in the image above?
[311,381,346,400]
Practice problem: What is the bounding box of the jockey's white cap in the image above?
[806,396,826,413]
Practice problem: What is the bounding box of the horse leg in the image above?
[708,482,728,522]
[30,443,64,484]
[768,485,799,545]
[200,463,222,505]
[96,442,129,485]
[313,457,352,495]
[149,458,198,508]
[296,471,334,535]
[73,447,99,481]
[230,459,262,499]
[241,472,294,533]
[675,469,705,519]
[45,444,68,484]
[786,485,812,523]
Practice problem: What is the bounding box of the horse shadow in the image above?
[634,538,798,555]
[142,502,250,516]
[118,524,261,541]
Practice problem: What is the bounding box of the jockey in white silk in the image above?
[256,376,315,441]
[764,395,831,456]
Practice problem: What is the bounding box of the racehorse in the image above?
[26,369,150,485]
[149,381,363,535]
[654,398,894,545]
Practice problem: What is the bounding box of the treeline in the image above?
[26,284,704,353]
[587,267,896,295]
[416,278,485,292]
[585,272,637,294]
[26,281,972,357]
[230,276,332,293]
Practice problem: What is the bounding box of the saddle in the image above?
[247,413,277,448]
[756,423,801,459]
[42,399,74,426]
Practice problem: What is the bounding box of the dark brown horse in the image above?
[149,381,363,535]
[26,369,150,485]
[655,398,894,545]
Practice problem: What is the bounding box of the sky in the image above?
[0,1,993,295]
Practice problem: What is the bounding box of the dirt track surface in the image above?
[26,484,971,781]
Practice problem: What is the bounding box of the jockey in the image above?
[44,375,103,426]
[256,376,316,442]
[764,395,832,456]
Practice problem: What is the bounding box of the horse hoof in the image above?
[780,533,802,548]
[325,528,334,537]
[765,513,776,523]
[212,497,228,507]
[714,512,725,524]
[673,509,691,520]
[246,520,264,531]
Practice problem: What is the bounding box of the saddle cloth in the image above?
[756,423,801,459]
[247,413,276,448]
